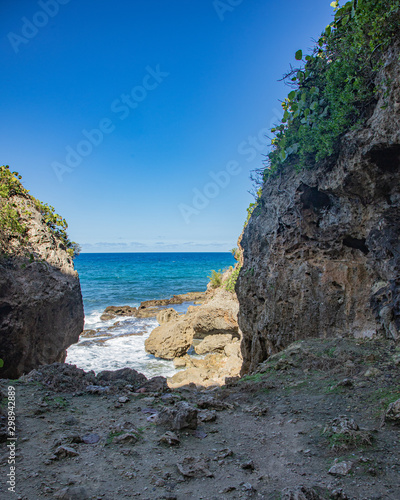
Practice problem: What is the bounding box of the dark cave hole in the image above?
[300,185,332,211]
[369,144,400,173]
[343,236,369,254]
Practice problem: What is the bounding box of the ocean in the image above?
[66,252,236,378]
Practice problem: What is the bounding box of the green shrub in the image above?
[1,165,79,258]
[263,0,400,177]
[225,266,241,292]
[208,269,223,288]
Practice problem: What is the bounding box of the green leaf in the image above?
[0,358,3,368]
[330,1,339,8]
[295,49,303,61]
[288,90,296,100]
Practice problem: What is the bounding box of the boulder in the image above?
[0,190,84,379]
[145,319,192,359]
[194,334,233,355]
[156,401,198,430]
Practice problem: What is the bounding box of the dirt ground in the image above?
[1,337,400,500]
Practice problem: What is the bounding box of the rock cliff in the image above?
[237,43,400,373]
[0,186,84,378]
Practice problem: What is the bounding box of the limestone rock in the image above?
[194,334,233,354]
[237,44,400,372]
[157,308,179,324]
[145,320,192,359]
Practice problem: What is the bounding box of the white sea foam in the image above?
[66,312,181,379]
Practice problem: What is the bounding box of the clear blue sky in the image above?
[1,0,334,252]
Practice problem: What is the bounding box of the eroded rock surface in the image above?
[0,197,84,379]
[237,44,400,372]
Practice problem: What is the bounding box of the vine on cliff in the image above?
[261,0,400,178]
[0,165,80,258]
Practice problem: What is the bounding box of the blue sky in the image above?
[1,0,334,252]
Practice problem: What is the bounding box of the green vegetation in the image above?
[265,0,400,176]
[323,428,373,451]
[0,165,80,258]
[245,0,400,224]
[225,265,241,292]
[208,269,223,288]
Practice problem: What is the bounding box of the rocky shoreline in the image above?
[88,269,243,389]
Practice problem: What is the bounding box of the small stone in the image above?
[158,431,180,446]
[81,433,101,444]
[328,460,353,476]
[54,446,79,459]
[198,409,217,422]
[364,367,381,378]
[113,432,138,444]
[241,459,255,471]
[385,398,400,423]
[118,396,129,403]
[176,456,213,478]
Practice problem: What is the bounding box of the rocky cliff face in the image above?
[237,43,400,373]
[0,196,84,378]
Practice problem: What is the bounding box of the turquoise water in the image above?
[66,252,235,377]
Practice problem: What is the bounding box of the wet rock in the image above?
[100,305,137,321]
[176,456,214,478]
[328,460,354,476]
[158,431,180,446]
[385,398,400,423]
[156,401,198,430]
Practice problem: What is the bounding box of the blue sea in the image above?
[66,252,235,378]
